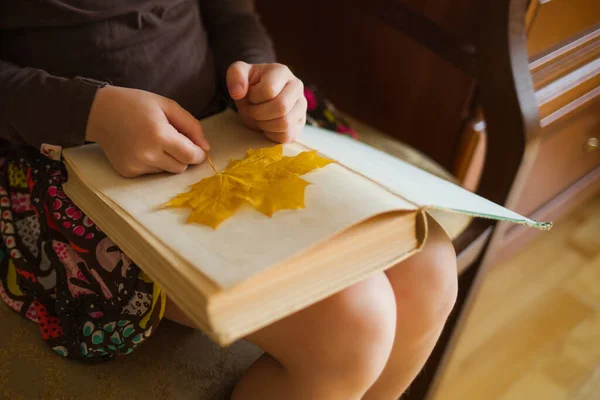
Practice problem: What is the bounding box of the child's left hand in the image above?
[226,62,307,143]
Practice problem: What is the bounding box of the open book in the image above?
[62,110,550,346]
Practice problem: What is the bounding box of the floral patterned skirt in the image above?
[0,148,166,363]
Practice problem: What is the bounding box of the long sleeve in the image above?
[0,59,104,151]
[199,0,277,89]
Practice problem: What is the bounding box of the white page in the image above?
[64,111,415,289]
[298,125,551,229]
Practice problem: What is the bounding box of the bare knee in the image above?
[418,216,458,319]
[386,216,458,338]
[247,272,397,395]
[318,273,397,385]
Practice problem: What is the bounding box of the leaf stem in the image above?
[206,154,217,174]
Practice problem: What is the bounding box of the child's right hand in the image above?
[86,86,210,178]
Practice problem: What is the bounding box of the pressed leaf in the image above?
[246,174,310,217]
[162,144,333,229]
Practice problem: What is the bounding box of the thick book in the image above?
[62,110,551,346]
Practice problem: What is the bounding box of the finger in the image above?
[226,61,253,100]
[264,113,306,144]
[263,104,307,144]
[248,64,292,105]
[244,79,304,121]
[160,98,210,151]
[239,111,262,132]
[235,98,262,131]
[256,96,307,133]
[162,126,206,165]
[265,125,304,143]
[120,164,162,178]
[141,166,164,176]
[153,152,189,174]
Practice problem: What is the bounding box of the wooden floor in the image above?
[431,195,600,400]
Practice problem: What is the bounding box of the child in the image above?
[0,1,458,399]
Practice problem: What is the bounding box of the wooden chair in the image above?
[255,0,541,398]
[352,1,541,398]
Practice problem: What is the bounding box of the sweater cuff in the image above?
[63,77,108,148]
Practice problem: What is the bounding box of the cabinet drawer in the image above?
[514,93,600,216]
[528,0,600,60]
[536,57,600,120]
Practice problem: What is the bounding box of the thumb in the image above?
[226,61,253,100]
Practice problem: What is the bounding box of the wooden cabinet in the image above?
[489,0,600,263]
[515,97,600,217]
[527,0,600,60]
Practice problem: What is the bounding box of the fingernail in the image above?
[230,83,244,98]
[197,150,206,163]
[200,137,211,151]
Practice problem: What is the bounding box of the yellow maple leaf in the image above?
[163,145,333,229]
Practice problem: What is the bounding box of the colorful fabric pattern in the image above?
[304,85,358,139]
[0,151,166,363]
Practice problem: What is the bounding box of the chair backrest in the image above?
[352,0,541,208]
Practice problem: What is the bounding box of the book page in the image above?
[64,111,416,289]
[298,126,551,230]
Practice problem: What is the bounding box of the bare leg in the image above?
[164,216,457,400]
[165,272,397,400]
[363,216,458,399]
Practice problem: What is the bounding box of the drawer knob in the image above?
[585,137,598,153]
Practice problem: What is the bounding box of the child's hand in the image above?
[226,62,307,143]
[86,86,210,178]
